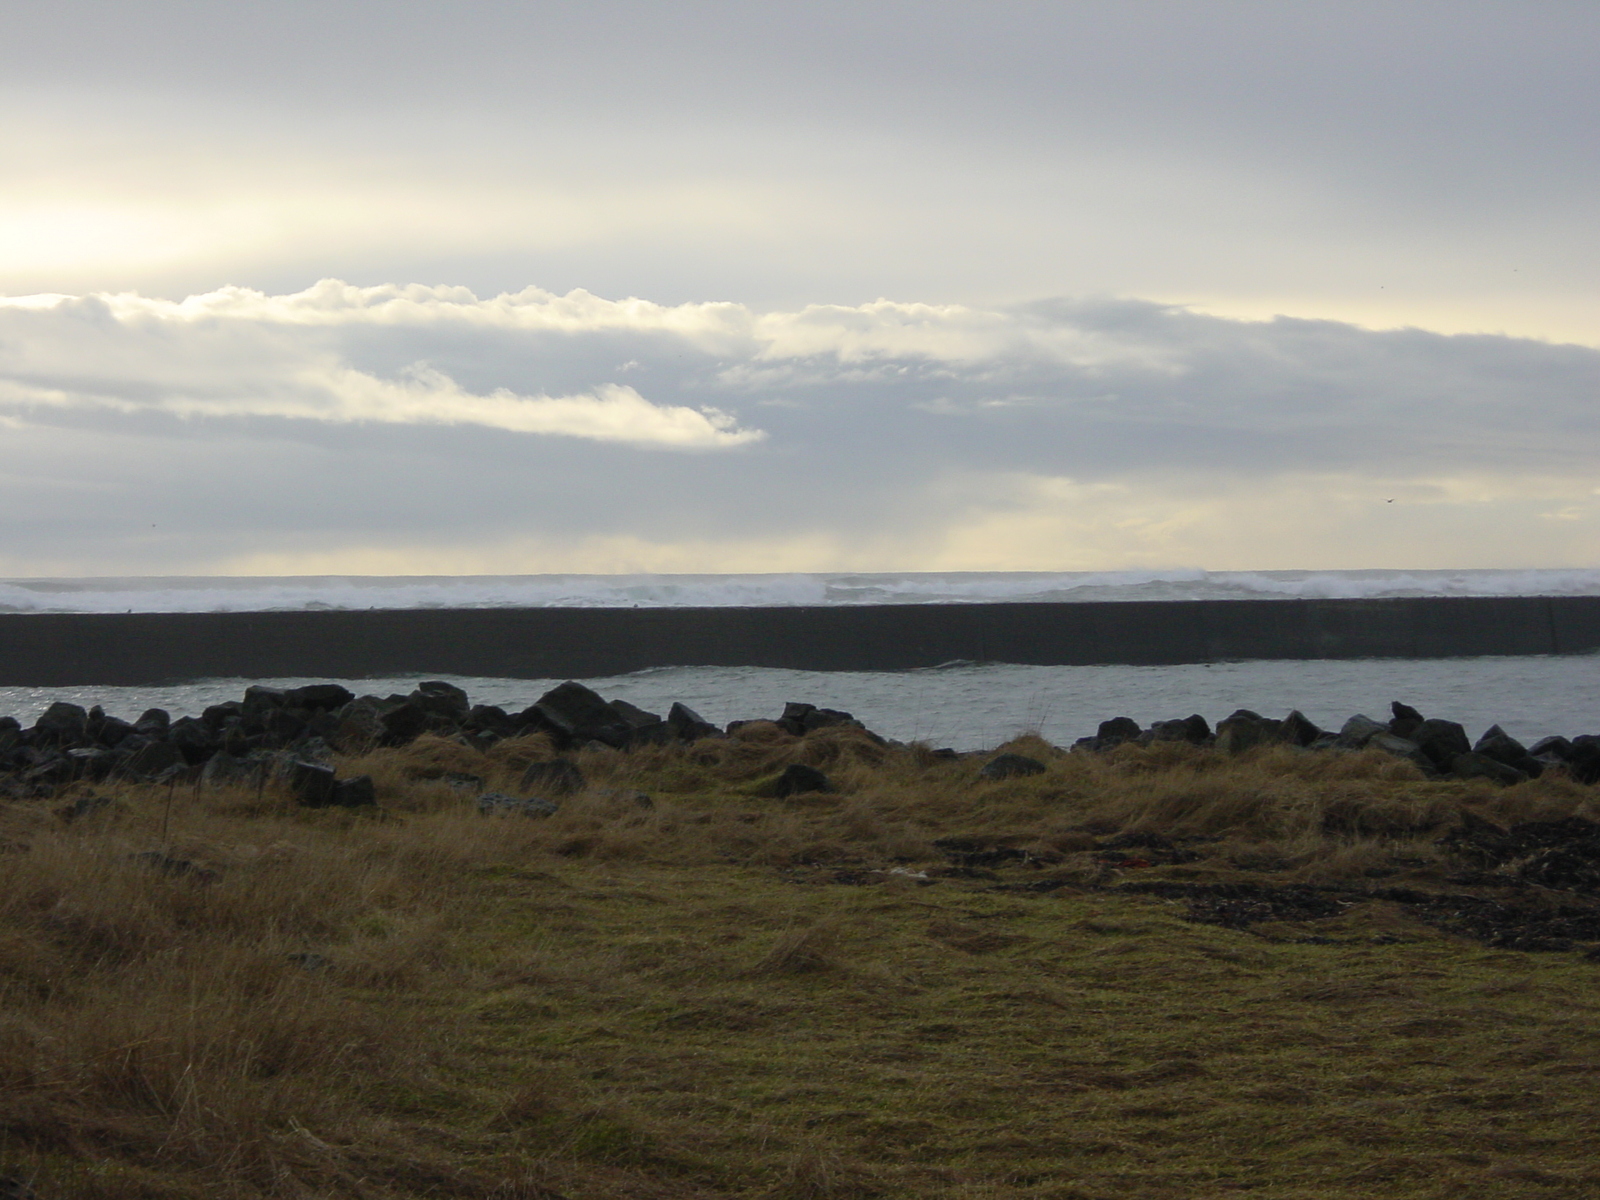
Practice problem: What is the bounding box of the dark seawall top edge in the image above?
[1,596,1598,686]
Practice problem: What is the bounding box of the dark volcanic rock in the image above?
[1215,710,1280,755]
[1528,735,1574,762]
[1473,725,1543,778]
[534,681,633,749]
[286,760,337,807]
[1567,736,1600,785]
[134,708,171,737]
[772,763,833,797]
[463,704,516,738]
[1366,733,1434,774]
[284,683,356,712]
[979,753,1047,780]
[1097,717,1142,747]
[168,716,217,764]
[1145,714,1211,744]
[1449,752,1527,786]
[667,701,719,742]
[121,740,185,780]
[33,701,89,746]
[411,681,470,722]
[379,701,430,746]
[1389,701,1426,740]
[1336,714,1388,749]
[1411,719,1471,770]
[611,699,661,728]
[1278,710,1321,748]
[332,774,377,808]
[201,751,266,789]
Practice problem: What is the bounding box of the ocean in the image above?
[2,569,1596,750]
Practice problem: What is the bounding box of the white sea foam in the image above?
[1,568,1599,614]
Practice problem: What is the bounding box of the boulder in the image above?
[200,751,266,789]
[32,702,89,746]
[1449,752,1527,786]
[1411,719,1471,770]
[1215,710,1280,755]
[201,701,244,731]
[1278,710,1321,748]
[167,716,217,764]
[1567,736,1600,786]
[283,683,356,713]
[120,740,185,780]
[1336,714,1388,749]
[379,701,430,746]
[1389,701,1425,739]
[332,775,377,807]
[1473,725,1542,778]
[285,760,337,807]
[410,681,470,722]
[519,758,586,796]
[240,687,287,729]
[262,708,308,743]
[1097,717,1143,747]
[94,714,137,748]
[533,681,633,749]
[609,700,675,746]
[667,701,719,742]
[66,746,114,781]
[463,704,516,737]
[611,699,662,728]
[1528,735,1574,762]
[772,763,833,797]
[979,753,1047,780]
[1366,733,1434,774]
[134,708,171,737]
[803,707,859,734]
[22,756,72,789]
[334,697,388,749]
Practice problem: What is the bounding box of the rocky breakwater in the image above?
[1070,699,1600,787]
[0,679,862,810]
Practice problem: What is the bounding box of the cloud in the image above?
[0,291,762,448]
[0,280,1596,573]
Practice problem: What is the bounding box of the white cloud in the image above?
[0,280,1596,573]
[0,291,763,448]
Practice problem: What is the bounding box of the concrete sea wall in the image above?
[0,596,1597,686]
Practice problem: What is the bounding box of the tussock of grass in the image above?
[1,734,1599,1196]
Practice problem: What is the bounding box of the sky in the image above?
[1,0,1596,576]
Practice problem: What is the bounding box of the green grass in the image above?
[2,727,1599,1197]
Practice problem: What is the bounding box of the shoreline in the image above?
[2,594,1600,685]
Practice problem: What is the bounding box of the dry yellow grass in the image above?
[0,730,1598,1197]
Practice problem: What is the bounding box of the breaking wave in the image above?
[0,568,1597,614]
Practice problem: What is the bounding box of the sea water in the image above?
[0,569,1594,749]
[0,656,1593,754]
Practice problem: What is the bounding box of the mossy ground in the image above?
[2,725,1599,1198]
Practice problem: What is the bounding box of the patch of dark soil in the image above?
[1438,814,1600,894]
[1114,880,1348,927]
[1105,878,1600,952]
[1093,831,1203,867]
[932,837,1033,869]
[991,874,1086,894]
[1365,886,1600,952]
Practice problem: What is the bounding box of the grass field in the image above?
[2,723,1599,1198]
